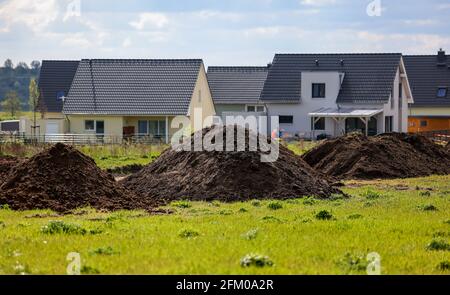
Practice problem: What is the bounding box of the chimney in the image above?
[437,48,446,66]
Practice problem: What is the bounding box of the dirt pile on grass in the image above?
[122,126,342,205]
[0,156,21,185]
[0,143,155,212]
[302,133,450,180]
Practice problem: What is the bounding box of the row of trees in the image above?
[1,78,40,117]
[3,59,41,71]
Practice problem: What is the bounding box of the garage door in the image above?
[46,122,59,134]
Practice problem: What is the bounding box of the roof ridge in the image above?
[275,53,402,56]
[81,59,203,63]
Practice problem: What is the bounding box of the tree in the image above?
[1,91,21,117]
[31,60,41,71]
[29,78,39,112]
[4,59,13,69]
[29,79,40,136]
[15,62,29,70]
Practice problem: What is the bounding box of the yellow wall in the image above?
[410,107,450,117]
[43,112,65,119]
[188,63,216,131]
[67,115,124,138]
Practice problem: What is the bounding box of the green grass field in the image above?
[0,175,449,275]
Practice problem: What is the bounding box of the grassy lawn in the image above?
[0,175,449,275]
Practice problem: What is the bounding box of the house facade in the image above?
[404,49,450,133]
[208,54,413,139]
[20,60,79,136]
[62,59,216,143]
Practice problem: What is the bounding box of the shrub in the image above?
[0,204,10,210]
[420,191,431,197]
[437,261,450,271]
[315,210,333,220]
[420,204,438,212]
[426,239,450,251]
[89,246,119,256]
[267,201,283,210]
[262,216,281,223]
[303,197,316,206]
[348,214,363,220]
[336,253,368,273]
[240,254,274,268]
[242,229,258,240]
[41,221,87,235]
[81,265,100,274]
[171,200,192,208]
[251,200,261,207]
[362,189,383,200]
[179,229,199,238]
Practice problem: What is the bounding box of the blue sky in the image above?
[0,0,449,66]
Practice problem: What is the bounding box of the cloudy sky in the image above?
[1,0,449,66]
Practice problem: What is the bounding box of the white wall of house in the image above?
[265,67,409,137]
[266,71,343,137]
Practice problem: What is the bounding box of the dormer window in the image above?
[437,87,447,98]
[312,83,326,98]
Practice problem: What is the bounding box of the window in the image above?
[420,120,428,127]
[312,83,326,98]
[56,91,65,101]
[385,116,393,133]
[246,105,265,112]
[138,120,148,134]
[84,120,95,131]
[149,120,166,137]
[311,117,325,130]
[437,87,448,98]
[279,116,294,124]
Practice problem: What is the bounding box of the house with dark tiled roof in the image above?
[208,53,414,138]
[404,49,450,132]
[207,66,268,115]
[63,59,215,142]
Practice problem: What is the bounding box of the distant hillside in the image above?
[0,60,41,112]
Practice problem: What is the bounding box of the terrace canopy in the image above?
[308,107,383,137]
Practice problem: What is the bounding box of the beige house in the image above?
[62,59,215,143]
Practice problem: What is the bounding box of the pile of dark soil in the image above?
[122,126,342,205]
[0,143,155,212]
[0,156,21,185]
[302,133,450,180]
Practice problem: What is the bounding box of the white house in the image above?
[208,53,414,139]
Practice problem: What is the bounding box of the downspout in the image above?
[89,60,97,113]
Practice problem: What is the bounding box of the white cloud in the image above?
[195,10,242,22]
[402,19,438,26]
[122,37,132,48]
[129,13,169,30]
[300,0,337,6]
[0,0,59,33]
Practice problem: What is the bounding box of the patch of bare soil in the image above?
[0,156,22,186]
[122,126,343,206]
[302,133,450,180]
[0,143,156,212]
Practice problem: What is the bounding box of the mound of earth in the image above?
[0,156,22,185]
[0,143,155,212]
[122,126,342,205]
[302,133,450,180]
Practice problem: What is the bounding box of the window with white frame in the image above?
[84,120,95,131]
[246,105,265,112]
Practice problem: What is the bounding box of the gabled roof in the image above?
[38,60,80,113]
[64,59,203,115]
[260,53,402,104]
[403,54,450,107]
[207,66,268,104]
